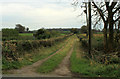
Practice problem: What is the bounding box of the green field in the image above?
[18,33,34,40]
[19,33,33,36]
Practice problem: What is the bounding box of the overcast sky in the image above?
[0,0,87,30]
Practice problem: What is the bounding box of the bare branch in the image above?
[114,16,120,23]
[93,17,102,28]
[92,2,106,22]
[105,2,109,11]
[77,11,84,17]
[113,6,120,14]
[111,2,117,9]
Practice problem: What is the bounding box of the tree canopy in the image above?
[15,24,25,33]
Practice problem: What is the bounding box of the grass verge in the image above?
[70,39,120,78]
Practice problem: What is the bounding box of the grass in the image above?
[19,33,33,36]
[2,36,70,71]
[36,36,75,73]
[18,33,67,40]
[70,39,120,78]
[60,33,66,35]
[18,33,34,40]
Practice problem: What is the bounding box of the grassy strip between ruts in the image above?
[2,36,71,71]
[36,35,75,73]
[70,39,120,78]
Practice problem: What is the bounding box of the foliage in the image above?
[33,28,67,40]
[33,28,51,39]
[80,25,88,34]
[78,34,120,65]
[2,29,19,41]
[2,57,22,70]
[2,38,69,70]
[2,34,72,61]
[19,36,35,40]
[2,35,72,70]
[70,28,79,34]
[2,28,70,41]
[2,30,35,41]
[26,27,29,32]
[50,30,61,37]
[79,34,104,51]
[15,24,25,33]
[114,30,120,44]
[70,51,120,77]
[70,41,120,78]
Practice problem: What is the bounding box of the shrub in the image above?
[81,39,88,49]
[33,29,51,39]
[2,29,19,41]
[2,34,72,60]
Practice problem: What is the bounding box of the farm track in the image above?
[3,36,76,77]
[50,45,73,77]
[3,42,66,77]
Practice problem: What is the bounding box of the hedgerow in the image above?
[2,34,73,61]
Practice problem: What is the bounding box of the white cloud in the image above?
[1,1,86,30]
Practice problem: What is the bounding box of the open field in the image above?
[19,33,33,36]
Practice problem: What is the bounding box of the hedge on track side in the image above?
[2,34,73,61]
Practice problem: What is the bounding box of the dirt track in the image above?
[51,46,73,76]
[3,38,75,77]
[3,45,65,77]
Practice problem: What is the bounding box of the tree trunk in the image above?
[109,23,114,51]
[103,22,108,53]
[108,9,114,52]
[118,20,120,30]
[85,3,88,37]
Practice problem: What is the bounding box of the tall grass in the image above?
[70,40,120,78]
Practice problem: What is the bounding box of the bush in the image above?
[33,29,66,40]
[2,29,19,41]
[70,45,120,77]
[33,29,51,39]
[109,55,120,64]
[81,39,88,49]
[91,37,104,51]
[2,34,72,60]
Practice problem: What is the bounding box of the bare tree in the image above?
[92,1,120,52]
[72,0,120,53]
